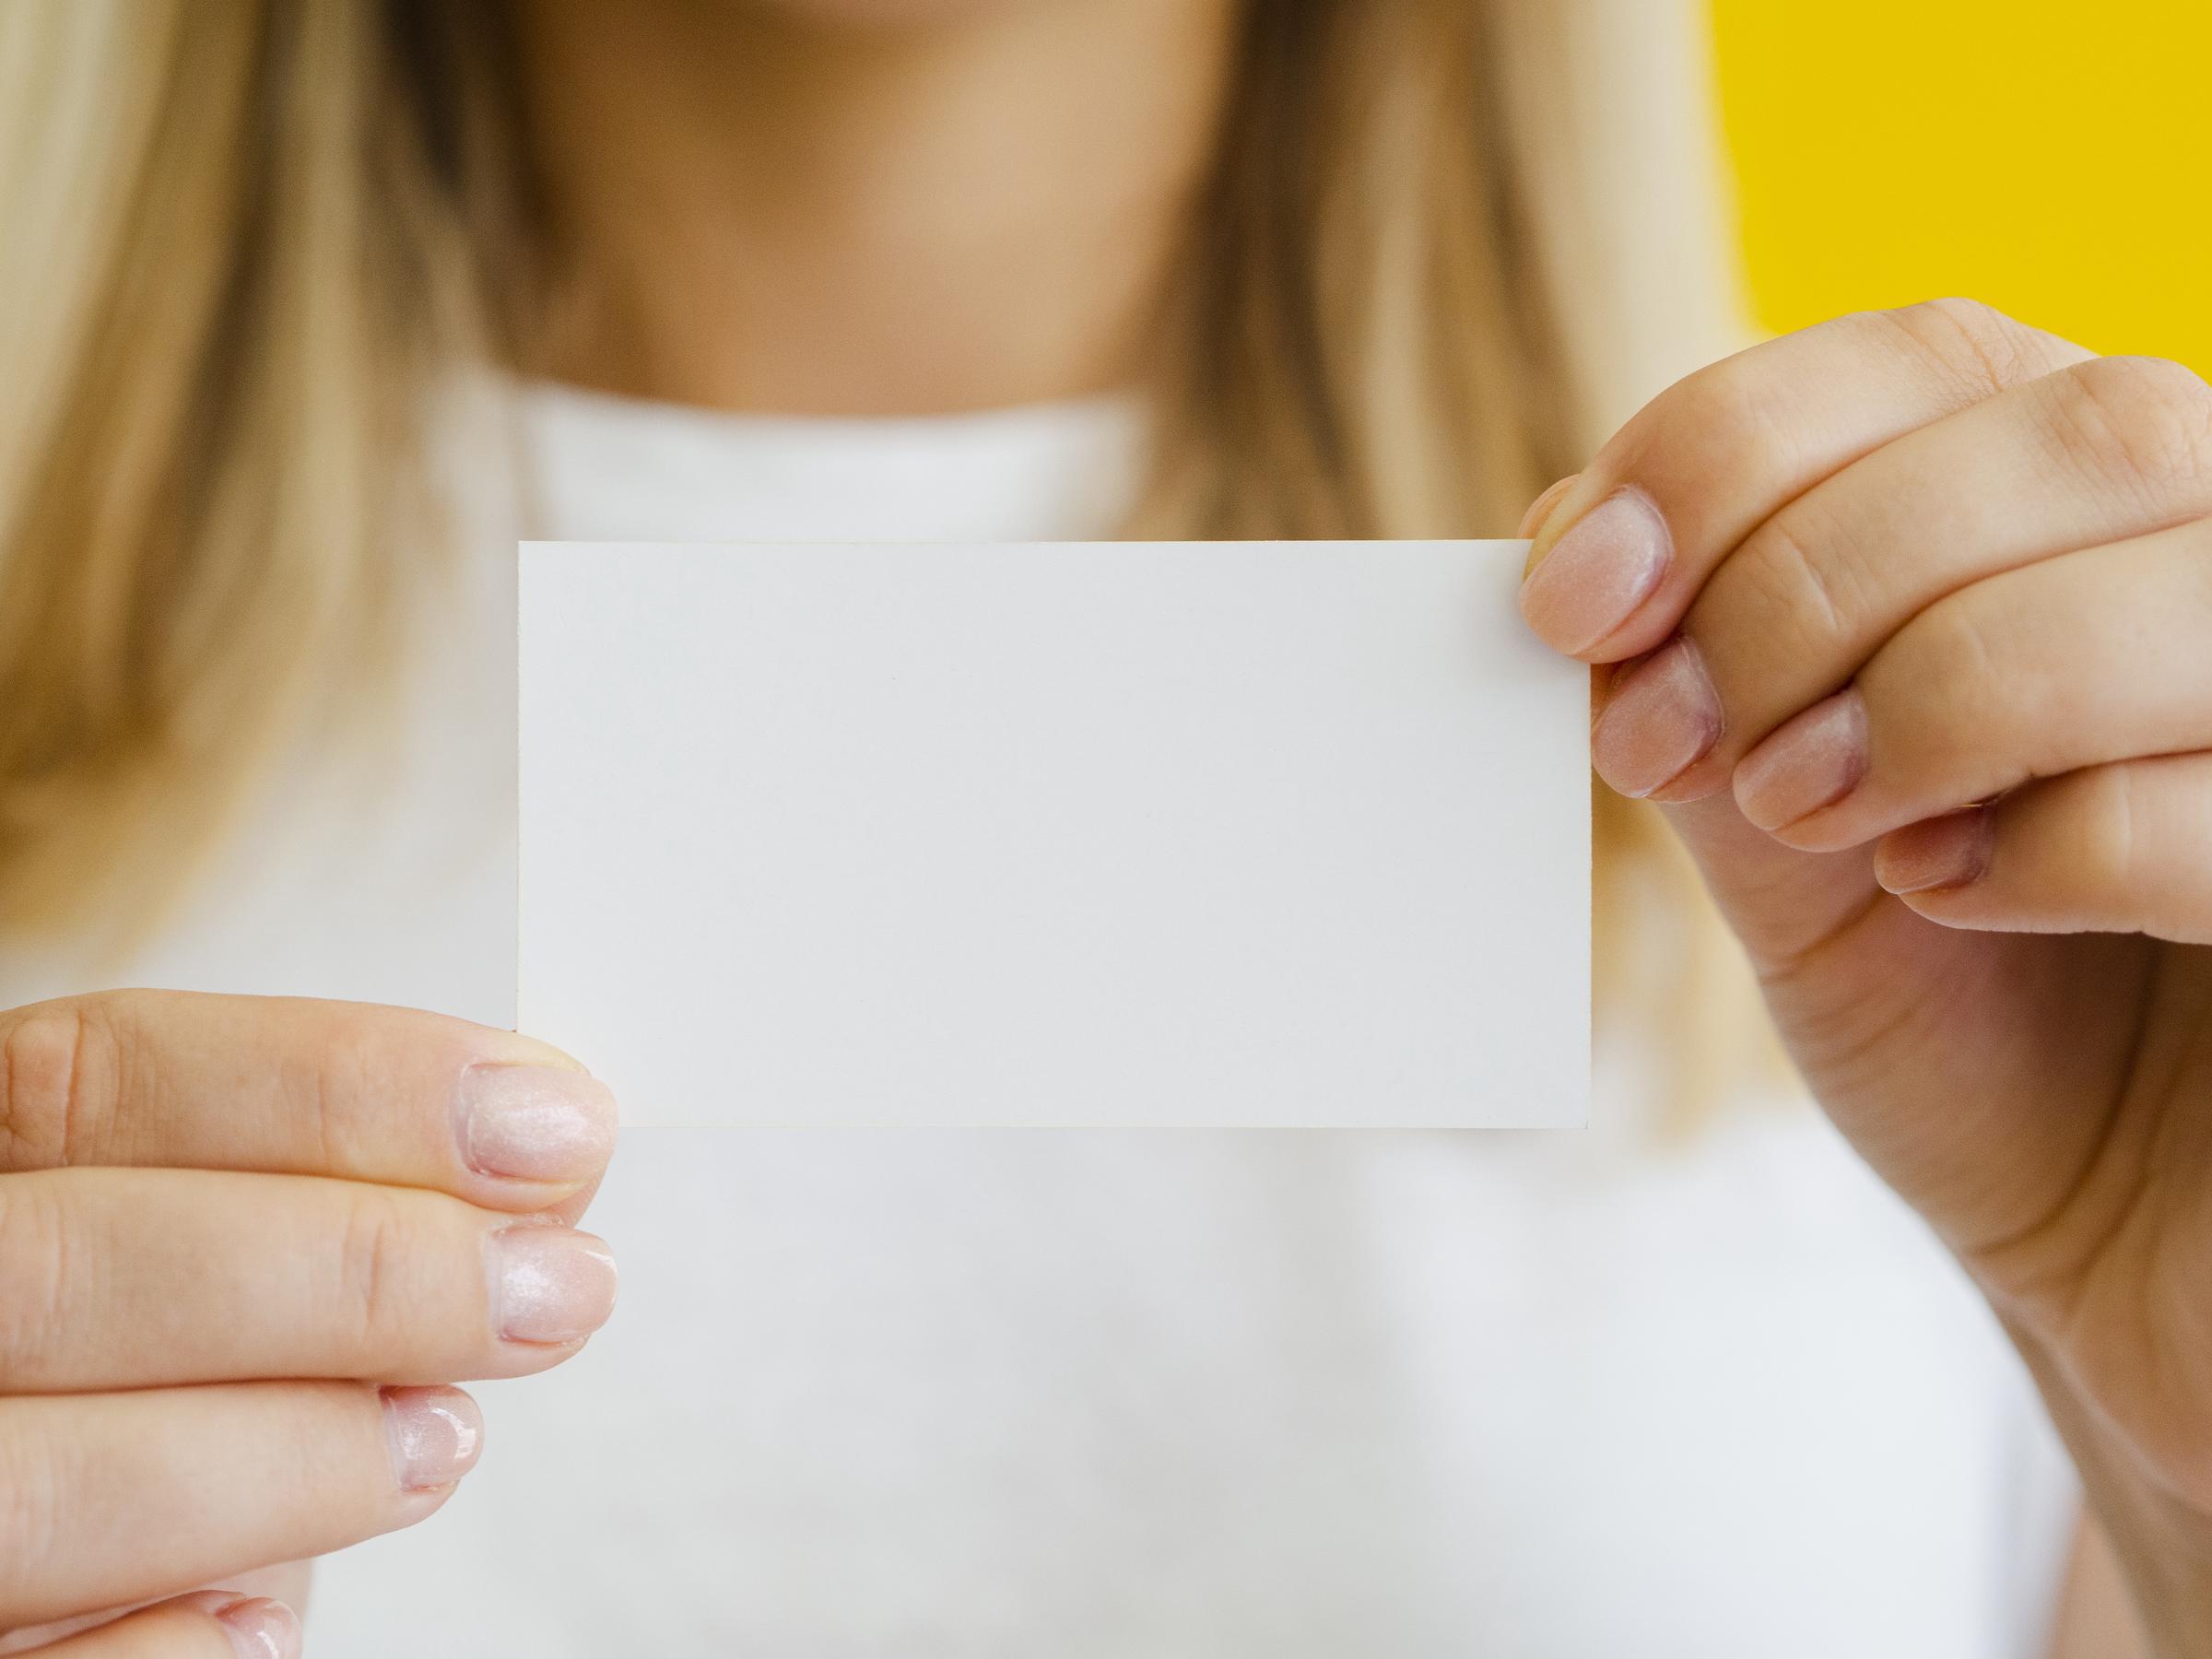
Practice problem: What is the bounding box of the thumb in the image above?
[1653,786,1883,978]
[1646,774,2107,1266]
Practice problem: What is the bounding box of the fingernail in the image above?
[1734,688,1869,831]
[1519,486,1672,654]
[454,1064,617,1183]
[1517,474,1579,541]
[214,1595,304,1659]
[1877,807,1994,895]
[488,1225,618,1344]
[1590,637,1724,798]
[381,1385,484,1490]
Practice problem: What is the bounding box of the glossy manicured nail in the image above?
[382,1385,485,1491]
[1519,487,1672,654]
[1735,688,1869,831]
[1591,637,1724,798]
[489,1225,618,1344]
[1877,807,1995,895]
[454,1064,617,1182]
[1517,475,1580,541]
[212,1596,302,1659]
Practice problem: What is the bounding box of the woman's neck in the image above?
[513,0,1242,417]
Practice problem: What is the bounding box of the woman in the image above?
[0,0,2204,1653]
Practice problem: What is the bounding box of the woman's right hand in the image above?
[0,990,620,1656]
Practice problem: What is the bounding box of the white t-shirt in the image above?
[0,382,2077,1658]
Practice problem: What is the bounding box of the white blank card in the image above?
[519,541,1588,1127]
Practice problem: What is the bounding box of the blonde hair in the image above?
[0,0,1764,1103]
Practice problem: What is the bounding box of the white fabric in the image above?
[0,381,2077,1657]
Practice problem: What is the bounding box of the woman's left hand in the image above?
[1520,299,2212,1632]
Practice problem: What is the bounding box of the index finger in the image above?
[1517,299,2092,664]
[0,989,616,1212]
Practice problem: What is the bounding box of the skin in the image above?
[1520,302,2212,1650]
[521,0,1241,413]
[0,994,618,1653]
[5,0,2192,1649]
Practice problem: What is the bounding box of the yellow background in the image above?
[1710,0,2210,371]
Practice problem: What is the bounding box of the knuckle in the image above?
[1659,352,1806,487]
[1884,590,2014,770]
[2045,355,2212,507]
[0,1000,113,1170]
[1728,503,1867,653]
[298,1005,400,1171]
[332,1190,437,1355]
[1882,297,2049,401]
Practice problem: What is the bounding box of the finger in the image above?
[1727,523,2212,850]
[0,1169,618,1392]
[14,1593,300,1658]
[0,991,616,1216]
[1874,753,2212,945]
[0,1382,477,1630]
[0,1566,309,1657]
[1594,353,2212,800]
[1518,299,2091,661]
